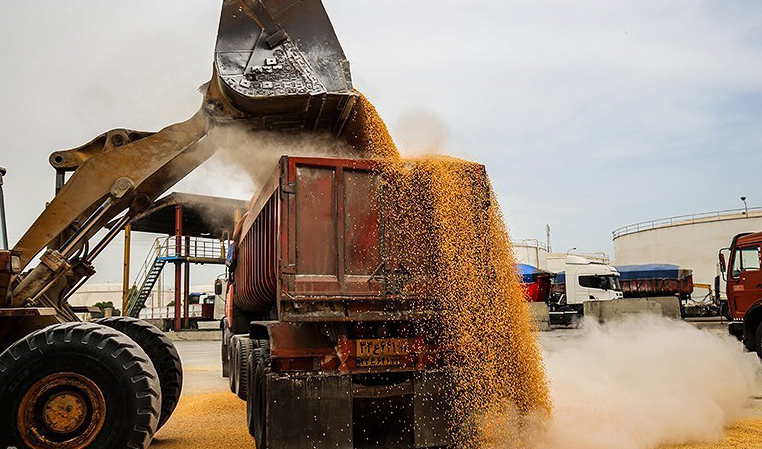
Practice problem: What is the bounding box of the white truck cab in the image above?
[549,256,624,326]
[564,255,623,305]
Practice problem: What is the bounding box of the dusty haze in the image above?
[533,316,760,449]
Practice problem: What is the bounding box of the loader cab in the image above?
[721,232,762,320]
[0,167,21,303]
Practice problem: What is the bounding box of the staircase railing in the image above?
[125,236,230,317]
[159,236,229,261]
[126,238,163,317]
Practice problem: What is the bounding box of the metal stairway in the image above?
[125,236,229,318]
[126,257,166,317]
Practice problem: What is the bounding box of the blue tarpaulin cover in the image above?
[614,264,691,280]
[518,264,551,283]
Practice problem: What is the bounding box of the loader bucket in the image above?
[214,0,358,135]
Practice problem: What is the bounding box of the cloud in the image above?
[329,0,762,225]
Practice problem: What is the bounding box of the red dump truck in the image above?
[720,232,762,355]
[220,156,457,449]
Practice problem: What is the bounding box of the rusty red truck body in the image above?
[721,232,762,355]
[221,156,456,449]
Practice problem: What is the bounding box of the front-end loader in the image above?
[0,1,361,447]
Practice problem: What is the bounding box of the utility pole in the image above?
[546,224,551,253]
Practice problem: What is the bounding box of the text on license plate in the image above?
[356,339,409,357]
[356,356,401,367]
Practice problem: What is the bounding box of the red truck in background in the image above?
[720,232,762,355]
[518,264,552,303]
[219,156,473,449]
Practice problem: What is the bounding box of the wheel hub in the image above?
[18,372,106,448]
[43,391,88,434]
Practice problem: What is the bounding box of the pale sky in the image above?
[1,1,761,284]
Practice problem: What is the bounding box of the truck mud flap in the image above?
[413,369,454,448]
[267,372,353,449]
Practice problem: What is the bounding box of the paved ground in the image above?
[153,320,762,448]
[151,340,251,448]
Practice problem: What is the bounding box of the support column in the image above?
[121,224,131,316]
[184,235,191,329]
[174,205,183,331]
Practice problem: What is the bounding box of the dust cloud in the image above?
[175,127,355,201]
[394,109,450,156]
[532,316,760,449]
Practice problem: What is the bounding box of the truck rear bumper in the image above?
[266,369,453,449]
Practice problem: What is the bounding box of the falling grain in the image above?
[354,92,552,448]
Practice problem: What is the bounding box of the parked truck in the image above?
[720,232,762,355]
[615,264,695,317]
[548,255,623,324]
[615,264,694,301]
[220,156,462,449]
[518,264,553,303]
[139,292,225,331]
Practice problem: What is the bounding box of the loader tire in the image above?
[0,322,160,449]
[97,316,183,430]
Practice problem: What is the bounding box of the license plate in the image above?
[356,339,410,357]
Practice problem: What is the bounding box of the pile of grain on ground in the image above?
[350,93,551,447]
[663,418,762,449]
[153,392,249,448]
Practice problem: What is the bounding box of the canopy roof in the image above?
[127,192,249,239]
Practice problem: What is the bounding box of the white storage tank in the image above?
[613,207,762,297]
[513,239,549,270]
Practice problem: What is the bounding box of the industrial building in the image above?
[613,207,762,297]
[513,239,611,273]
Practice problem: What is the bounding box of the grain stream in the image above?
[355,92,551,448]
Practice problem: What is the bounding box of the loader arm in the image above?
[13,111,209,271]
[8,110,212,317]
[4,0,359,323]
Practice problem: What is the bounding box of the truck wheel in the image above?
[755,322,762,359]
[246,340,268,437]
[0,322,160,449]
[236,338,254,400]
[229,337,239,394]
[250,342,271,448]
[721,302,731,321]
[246,347,260,437]
[96,316,183,430]
[221,321,231,378]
